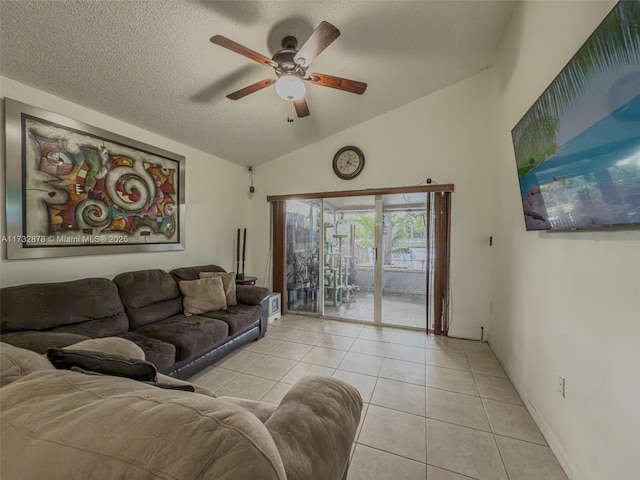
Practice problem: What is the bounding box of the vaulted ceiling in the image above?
[1,0,516,166]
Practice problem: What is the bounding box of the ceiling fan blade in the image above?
[211,35,277,68]
[293,21,340,67]
[294,98,310,118]
[226,78,276,100]
[308,73,367,94]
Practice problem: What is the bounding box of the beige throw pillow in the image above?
[199,271,237,306]
[179,276,227,316]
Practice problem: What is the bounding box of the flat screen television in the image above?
[511,1,640,231]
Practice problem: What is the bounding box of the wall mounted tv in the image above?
[511,1,640,231]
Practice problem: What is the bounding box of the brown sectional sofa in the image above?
[0,265,270,379]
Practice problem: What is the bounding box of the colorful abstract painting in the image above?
[4,99,185,259]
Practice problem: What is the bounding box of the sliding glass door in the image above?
[322,196,376,323]
[274,186,451,332]
[380,194,428,328]
[285,199,320,314]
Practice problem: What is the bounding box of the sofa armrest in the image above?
[236,285,271,339]
[235,285,270,306]
[265,376,362,480]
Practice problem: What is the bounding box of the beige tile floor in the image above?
[190,314,568,480]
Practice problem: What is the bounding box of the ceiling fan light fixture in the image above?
[275,76,306,101]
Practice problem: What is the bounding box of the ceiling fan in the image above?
[211,21,367,122]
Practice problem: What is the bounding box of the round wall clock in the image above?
[332,146,365,180]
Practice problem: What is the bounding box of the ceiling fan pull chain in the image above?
[287,101,294,123]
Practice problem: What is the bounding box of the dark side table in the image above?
[235,276,257,286]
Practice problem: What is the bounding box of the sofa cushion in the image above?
[202,304,261,336]
[49,312,130,338]
[1,278,128,336]
[199,271,238,306]
[179,277,227,316]
[0,370,287,480]
[169,264,226,282]
[63,337,146,361]
[0,331,91,354]
[119,332,176,373]
[125,297,184,330]
[0,342,54,387]
[47,348,158,382]
[113,269,183,329]
[132,315,229,361]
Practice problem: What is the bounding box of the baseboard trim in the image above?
[489,343,579,480]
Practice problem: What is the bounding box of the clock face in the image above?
[333,146,365,180]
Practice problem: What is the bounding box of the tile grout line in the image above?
[426,463,481,480]
[471,372,525,405]
[492,432,512,480]
[425,381,429,468]
[475,369,512,480]
[192,368,239,391]
[356,378,379,444]
[352,442,427,466]
[223,362,295,384]
[259,381,281,402]
[368,399,427,419]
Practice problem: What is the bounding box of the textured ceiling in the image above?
[1,0,516,166]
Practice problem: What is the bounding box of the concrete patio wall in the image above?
[355,265,426,295]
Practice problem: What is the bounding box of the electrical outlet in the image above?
[489,302,493,314]
[557,375,566,398]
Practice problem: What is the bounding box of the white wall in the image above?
[489,2,640,479]
[250,71,497,340]
[0,77,250,286]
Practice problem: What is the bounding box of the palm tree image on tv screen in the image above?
[511,1,640,231]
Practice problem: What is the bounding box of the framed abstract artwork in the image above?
[4,99,185,259]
